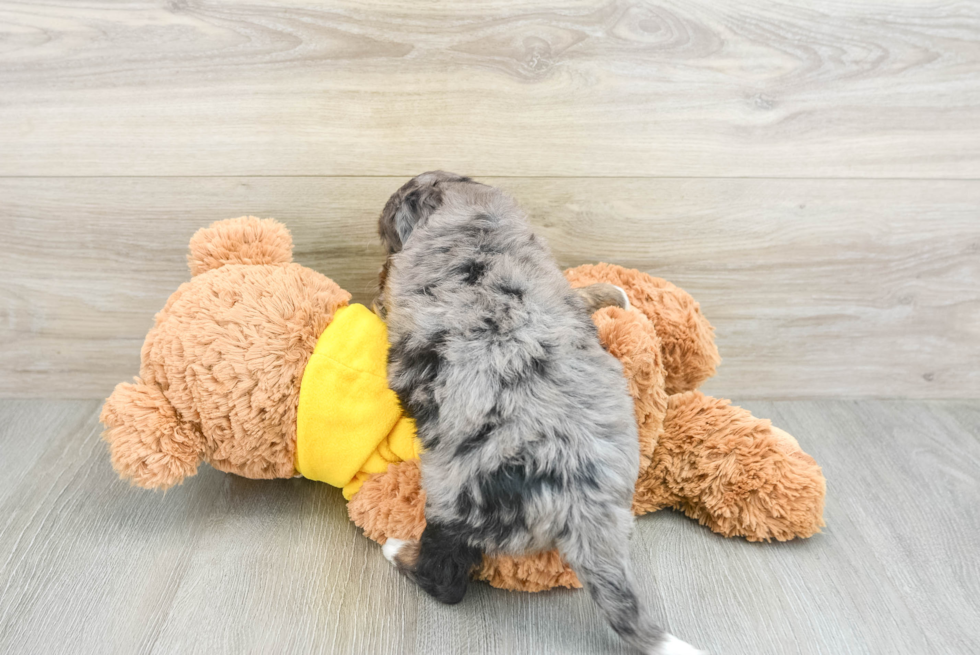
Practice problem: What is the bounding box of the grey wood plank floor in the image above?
[1,399,977,655]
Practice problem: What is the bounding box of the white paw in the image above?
[382,538,408,565]
[654,633,706,655]
[614,285,630,311]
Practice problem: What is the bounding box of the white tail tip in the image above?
[655,633,706,655]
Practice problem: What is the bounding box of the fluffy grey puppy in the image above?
[377,172,701,655]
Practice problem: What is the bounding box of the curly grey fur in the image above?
[378,172,669,653]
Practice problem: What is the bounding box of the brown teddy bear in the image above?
[101,217,825,594]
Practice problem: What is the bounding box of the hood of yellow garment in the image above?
[295,303,420,499]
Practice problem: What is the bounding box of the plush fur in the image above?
[376,172,673,651]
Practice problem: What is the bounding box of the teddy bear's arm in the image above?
[347,459,426,544]
[634,390,826,542]
[564,264,720,395]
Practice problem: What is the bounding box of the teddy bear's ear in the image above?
[187,216,293,276]
[100,379,203,490]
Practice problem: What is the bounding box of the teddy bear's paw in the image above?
[653,633,706,655]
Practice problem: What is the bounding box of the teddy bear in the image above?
[101,216,825,594]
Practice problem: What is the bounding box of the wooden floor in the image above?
[1,398,977,655]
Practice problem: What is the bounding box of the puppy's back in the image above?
[378,173,702,654]
[383,180,639,551]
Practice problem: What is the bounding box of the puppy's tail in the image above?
[559,507,704,655]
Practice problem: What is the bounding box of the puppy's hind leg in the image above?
[558,506,704,654]
[383,521,483,605]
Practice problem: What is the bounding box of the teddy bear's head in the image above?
[101,217,351,489]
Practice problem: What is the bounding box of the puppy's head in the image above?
[378,171,476,255]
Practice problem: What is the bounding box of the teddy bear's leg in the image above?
[474,549,582,592]
[100,379,204,490]
[634,391,826,542]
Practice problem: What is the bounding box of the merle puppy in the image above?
[376,172,701,655]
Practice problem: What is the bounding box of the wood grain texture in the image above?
[0,399,421,655]
[0,0,978,177]
[1,399,978,654]
[1,176,977,399]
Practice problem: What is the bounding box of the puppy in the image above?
[376,172,701,655]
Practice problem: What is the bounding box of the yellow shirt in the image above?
[295,303,421,499]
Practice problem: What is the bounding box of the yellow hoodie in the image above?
[295,303,421,499]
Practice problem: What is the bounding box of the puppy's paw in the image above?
[612,284,630,311]
[575,283,631,313]
[382,538,408,564]
[653,634,706,655]
[382,538,421,571]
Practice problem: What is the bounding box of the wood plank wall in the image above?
[1,1,978,399]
